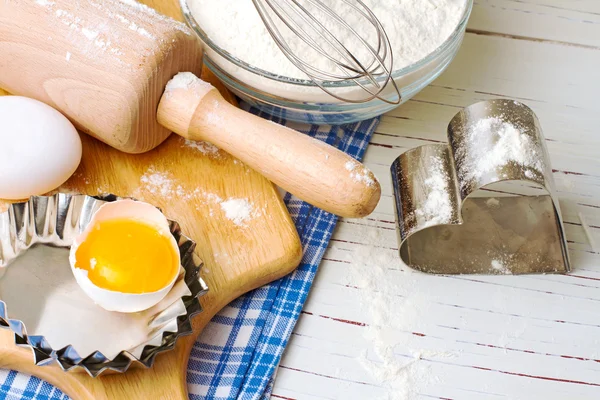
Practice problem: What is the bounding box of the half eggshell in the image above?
[69,200,181,313]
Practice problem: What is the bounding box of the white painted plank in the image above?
[469,0,600,48]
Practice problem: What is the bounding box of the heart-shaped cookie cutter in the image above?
[391,99,570,274]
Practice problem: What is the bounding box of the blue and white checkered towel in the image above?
[0,104,379,400]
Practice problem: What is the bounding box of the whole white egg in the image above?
[0,96,82,200]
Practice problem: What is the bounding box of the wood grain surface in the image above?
[0,1,302,399]
[271,1,600,399]
[0,0,202,154]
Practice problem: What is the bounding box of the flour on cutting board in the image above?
[138,167,259,226]
[139,168,202,201]
[486,197,500,207]
[341,226,456,399]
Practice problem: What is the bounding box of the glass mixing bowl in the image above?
[180,0,473,125]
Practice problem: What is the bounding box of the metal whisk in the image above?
[251,0,401,104]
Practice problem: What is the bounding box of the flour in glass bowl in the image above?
[189,0,467,79]
[187,0,468,101]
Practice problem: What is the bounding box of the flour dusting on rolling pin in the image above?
[0,0,381,218]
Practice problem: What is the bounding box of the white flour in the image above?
[35,0,191,69]
[189,0,466,80]
[411,155,452,230]
[341,226,454,399]
[486,197,500,207]
[491,259,512,275]
[181,138,222,157]
[165,72,214,98]
[140,170,174,198]
[345,160,376,186]
[139,168,201,201]
[220,198,254,227]
[138,168,258,226]
[457,115,545,190]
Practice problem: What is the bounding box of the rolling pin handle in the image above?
[157,73,381,218]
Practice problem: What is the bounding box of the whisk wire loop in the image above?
[252,0,402,104]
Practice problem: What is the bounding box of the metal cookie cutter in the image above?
[0,194,209,376]
[391,99,570,275]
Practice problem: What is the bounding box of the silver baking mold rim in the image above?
[0,193,209,377]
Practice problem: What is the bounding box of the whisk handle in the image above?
[158,79,380,218]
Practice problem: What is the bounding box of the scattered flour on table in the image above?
[457,116,544,190]
[339,226,456,399]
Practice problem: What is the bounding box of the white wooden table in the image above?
[271,1,600,399]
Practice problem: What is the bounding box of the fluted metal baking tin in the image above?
[0,194,208,377]
[390,99,570,274]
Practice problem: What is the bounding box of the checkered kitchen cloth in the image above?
[0,104,379,400]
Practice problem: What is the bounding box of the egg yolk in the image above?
[74,219,179,294]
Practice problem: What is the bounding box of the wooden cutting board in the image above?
[0,1,302,398]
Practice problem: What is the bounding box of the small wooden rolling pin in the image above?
[0,0,380,218]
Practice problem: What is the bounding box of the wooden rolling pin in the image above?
[0,0,380,218]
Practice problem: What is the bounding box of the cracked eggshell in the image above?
[69,200,181,313]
